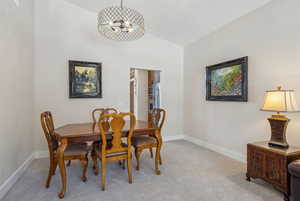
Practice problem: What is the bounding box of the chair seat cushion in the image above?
[92,135,113,147]
[289,160,300,178]
[132,136,157,147]
[99,151,128,158]
[64,143,89,157]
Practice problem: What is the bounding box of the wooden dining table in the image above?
[54,120,162,198]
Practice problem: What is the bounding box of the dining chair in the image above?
[92,108,105,126]
[92,108,118,125]
[40,111,89,188]
[132,108,166,171]
[91,108,118,175]
[96,112,136,190]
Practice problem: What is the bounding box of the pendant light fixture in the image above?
[98,0,145,41]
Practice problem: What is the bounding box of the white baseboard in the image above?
[184,136,246,163]
[0,153,35,200]
[34,151,49,159]
[163,135,185,142]
[0,151,49,200]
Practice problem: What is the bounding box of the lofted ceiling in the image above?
[66,0,272,46]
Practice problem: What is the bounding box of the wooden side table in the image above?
[246,141,300,201]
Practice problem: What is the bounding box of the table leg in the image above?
[283,193,290,201]
[155,130,162,175]
[58,138,68,199]
[246,173,251,182]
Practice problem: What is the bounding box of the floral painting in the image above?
[206,57,248,102]
[69,61,102,98]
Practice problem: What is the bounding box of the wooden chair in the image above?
[92,108,105,126]
[132,108,166,171]
[91,108,118,175]
[92,108,118,125]
[40,111,89,188]
[96,113,136,190]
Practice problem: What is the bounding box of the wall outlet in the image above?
[14,0,20,7]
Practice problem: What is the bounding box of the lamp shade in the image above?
[261,87,300,112]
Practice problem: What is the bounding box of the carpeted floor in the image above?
[2,140,282,201]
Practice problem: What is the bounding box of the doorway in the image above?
[130,68,161,121]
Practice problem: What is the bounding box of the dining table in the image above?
[54,120,162,198]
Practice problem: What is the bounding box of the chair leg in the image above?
[155,140,162,175]
[91,149,99,175]
[122,160,126,170]
[118,160,126,169]
[80,157,88,182]
[91,150,96,169]
[127,157,133,184]
[149,148,153,158]
[159,153,162,165]
[134,148,142,171]
[52,159,58,175]
[66,160,71,167]
[101,159,106,191]
[45,157,54,188]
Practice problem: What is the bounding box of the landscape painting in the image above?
[74,66,97,94]
[211,65,242,96]
[69,61,102,98]
[206,57,248,102]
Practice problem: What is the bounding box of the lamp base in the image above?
[268,141,289,149]
[267,114,290,149]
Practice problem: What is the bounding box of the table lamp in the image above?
[261,86,299,148]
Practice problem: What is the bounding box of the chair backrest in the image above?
[104,108,118,114]
[101,108,118,132]
[92,108,105,123]
[40,111,58,153]
[92,108,118,131]
[151,108,166,131]
[98,113,136,155]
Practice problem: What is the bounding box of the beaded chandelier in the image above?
[98,0,145,41]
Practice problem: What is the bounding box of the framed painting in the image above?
[69,60,102,98]
[206,57,248,102]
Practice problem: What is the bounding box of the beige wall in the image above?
[0,0,34,186]
[33,0,184,151]
[4,0,299,191]
[184,0,300,161]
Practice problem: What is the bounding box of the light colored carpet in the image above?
[2,140,282,201]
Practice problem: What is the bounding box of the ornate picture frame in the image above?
[69,60,102,98]
[206,57,248,102]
